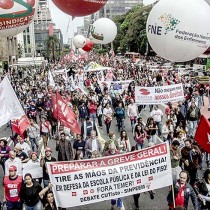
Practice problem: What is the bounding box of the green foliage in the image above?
[44,35,60,60]
[112,4,153,54]
[17,43,23,58]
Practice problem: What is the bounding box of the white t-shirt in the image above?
[103,107,113,120]
[127,104,138,117]
[150,109,163,122]
[5,158,22,176]
[16,142,31,156]
[91,138,98,152]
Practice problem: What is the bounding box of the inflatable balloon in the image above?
[0,0,38,37]
[78,48,86,54]
[82,38,94,52]
[52,0,108,17]
[73,35,86,49]
[90,18,117,45]
[146,0,210,62]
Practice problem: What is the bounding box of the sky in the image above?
[48,0,156,44]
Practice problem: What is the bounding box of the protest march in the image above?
[1,0,210,210]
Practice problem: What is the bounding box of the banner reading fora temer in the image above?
[135,83,184,104]
[47,143,172,208]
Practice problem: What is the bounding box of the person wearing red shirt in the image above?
[88,99,97,122]
[3,165,23,210]
[167,170,198,210]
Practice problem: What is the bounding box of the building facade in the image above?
[99,0,143,18]
[16,0,63,60]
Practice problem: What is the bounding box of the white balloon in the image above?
[78,48,86,54]
[0,0,38,37]
[90,18,117,44]
[73,35,86,48]
[146,0,210,62]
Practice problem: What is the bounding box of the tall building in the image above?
[34,0,52,31]
[99,0,143,18]
[16,0,63,59]
[0,37,18,67]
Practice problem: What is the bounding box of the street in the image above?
[0,101,204,210]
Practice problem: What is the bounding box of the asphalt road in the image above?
[0,104,201,210]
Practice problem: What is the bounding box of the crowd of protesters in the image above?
[0,51,209,210]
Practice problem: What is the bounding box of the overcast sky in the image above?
[48,0,156,43]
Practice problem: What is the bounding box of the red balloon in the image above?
[52,0,108,17]
[27,0,35,7]
[82,38,94,52]
[0,0,14,9]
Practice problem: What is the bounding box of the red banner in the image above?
[11,115,31,135]
[195,115,210,153]
[52,92,80,134]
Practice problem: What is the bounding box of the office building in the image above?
[99,0,143,18]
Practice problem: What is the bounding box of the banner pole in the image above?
[10,120,13,136]
[171,184,176,208]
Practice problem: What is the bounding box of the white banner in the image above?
[0,76,25,126]
[135,83,184,104]
[23,161,43,179]
[48,70,55,87]
[47,143,172,208]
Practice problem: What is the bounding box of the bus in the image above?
[124,52,140,61]
[193,54,210,71]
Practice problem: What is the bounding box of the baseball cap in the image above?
[45,147,52,153]
[9,165,17,171]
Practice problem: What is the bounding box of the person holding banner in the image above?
[39,183,67,210]
[40,147,56,188]
[167,170,198,210]
[105,143,124,210]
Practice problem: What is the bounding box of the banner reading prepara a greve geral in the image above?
[47,143,173,208]
[135,83,184,104]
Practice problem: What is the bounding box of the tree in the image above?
[44,35,60,62]
[112,4,153,54]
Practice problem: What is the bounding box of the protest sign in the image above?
[23,161,43,179]
[47,143,172,208]
[135,83,184,104]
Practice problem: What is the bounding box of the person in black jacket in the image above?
[194,169,210,210]
[19,173,43,210]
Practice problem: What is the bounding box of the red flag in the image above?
[194,115,210,153]
[52,92,80,134]
[11,115,31,135]
[49,23,54,37]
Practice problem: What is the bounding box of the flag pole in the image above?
[56,91,59,138]
[10,120,13,136]
[171,184,176,208]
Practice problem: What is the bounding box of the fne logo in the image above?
[139,89,150,96]
[159,13,180,34]
[148,14,180,35]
